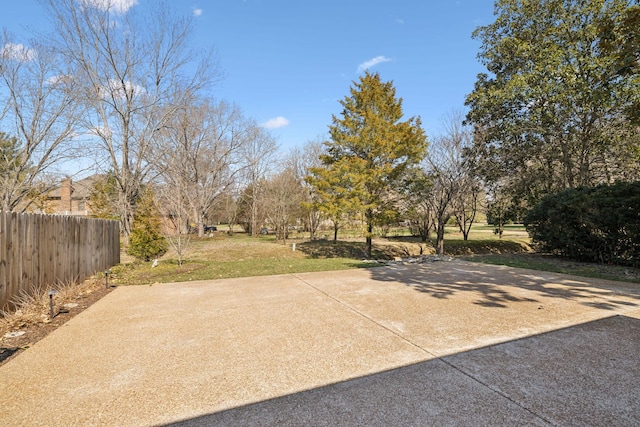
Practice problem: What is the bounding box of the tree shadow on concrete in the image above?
[366,261,640,310]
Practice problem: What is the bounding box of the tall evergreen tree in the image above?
[322,71,428,258]
[127,187,168,262]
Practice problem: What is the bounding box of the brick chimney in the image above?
[60,177,72,212]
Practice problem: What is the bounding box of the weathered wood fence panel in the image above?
[0,212,120,312]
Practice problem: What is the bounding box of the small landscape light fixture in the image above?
[104,269,111,288]
[48,290,58,320]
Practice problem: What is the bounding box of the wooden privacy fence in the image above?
[0,212,120,312]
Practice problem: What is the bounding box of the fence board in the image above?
[0,213,120,312]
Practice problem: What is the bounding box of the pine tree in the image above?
[307,159,359,242]
[322,71,428,258]
[127,187,168,262]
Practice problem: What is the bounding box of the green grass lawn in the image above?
[109,224,639,286]
[111,234,380,286]
[463,253,640,284]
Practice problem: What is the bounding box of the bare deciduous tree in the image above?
[154,99,254,238]
[425,112,477,255]
[0,32,80,212]
[240,127,278,236]
[286,138,324,239]
[155,180,191,266]
[426,140,461,256]
[400,167,433,242]
[445,113,481,241]
[263,167,305,244]
[44,0,215,237]
[213,189,240,234]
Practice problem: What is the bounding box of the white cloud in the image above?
[396,17,405,25]
[78,0,138,13]
[357,56,392,72]
[98,78,145,99]
[1,43,36,62]
[193,8,203,17]
[261,116,289,129]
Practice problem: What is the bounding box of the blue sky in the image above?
[2,0,497,152]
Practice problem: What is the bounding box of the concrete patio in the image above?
[1,260,639,426]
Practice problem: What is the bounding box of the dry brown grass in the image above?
[2,278,97,326]
[1,274,113,365]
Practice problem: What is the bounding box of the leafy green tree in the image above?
[597,4,640,151]
[598,4,640,82]
[307,159,360,242]
[323,71,428,258]
[466,0,640,208]
[127,187,168,262]
[0,133,24,176]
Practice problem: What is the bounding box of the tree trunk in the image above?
[251,197,257,237]
[197,209,205,238]
[462,225,470,241]
[436,220,446,256]
[365,212,373,259]
[309,213,316,240]
[420,222,430,242]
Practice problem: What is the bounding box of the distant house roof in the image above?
[72,175,103,199]
[48,174,104,200]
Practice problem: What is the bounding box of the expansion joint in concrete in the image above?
[292,274,438,359]
[293,273,558,426]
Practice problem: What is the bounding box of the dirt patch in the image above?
[0,277,115,366]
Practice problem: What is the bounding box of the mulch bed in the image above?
[0,281,115,366]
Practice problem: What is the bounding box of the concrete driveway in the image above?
[1,260,639,426]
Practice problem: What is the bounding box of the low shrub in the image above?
[524,181,640,266]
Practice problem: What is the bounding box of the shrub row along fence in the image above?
[0,212,120,312]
